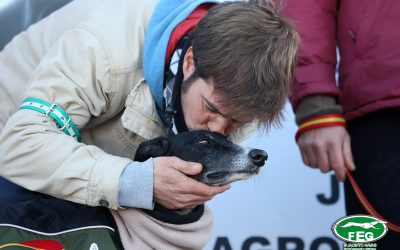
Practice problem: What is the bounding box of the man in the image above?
[0,0,299,212]
[284,0,400,247]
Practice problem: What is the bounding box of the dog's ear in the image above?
[134,137,171,162]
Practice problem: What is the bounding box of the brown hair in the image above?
[184,0,299,130]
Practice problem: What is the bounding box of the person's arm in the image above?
[0,28,229,210]
[284,0,340,107]
[294,95,355,181]
[119,156,230,210]
[283,0,355,180]
[0,29,132,209]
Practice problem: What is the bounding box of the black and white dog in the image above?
[0,130,267,250]
[135,130,267,185]
[108,130,268,249]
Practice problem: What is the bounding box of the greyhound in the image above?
[110,130,268,249]
[134,130,268,185]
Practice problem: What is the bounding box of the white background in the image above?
[204,104,345,250]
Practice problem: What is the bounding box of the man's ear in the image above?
[182,46,195,81]
[134,137,171,162]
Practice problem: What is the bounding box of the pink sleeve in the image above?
[282,0,341,110]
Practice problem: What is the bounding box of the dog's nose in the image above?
[248,149,268,167]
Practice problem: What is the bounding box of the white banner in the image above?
[205,104,345,250]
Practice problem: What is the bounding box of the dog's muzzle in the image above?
[248,149,268,167]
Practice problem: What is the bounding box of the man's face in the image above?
[181,78,245,136]
[180,47,252,136]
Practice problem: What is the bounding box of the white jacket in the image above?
[0,0,255,210]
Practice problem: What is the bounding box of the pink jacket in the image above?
[286,0,400,120]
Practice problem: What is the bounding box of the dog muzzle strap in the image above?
[19,98,82,142]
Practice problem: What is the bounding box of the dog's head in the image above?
[134,130,267,185]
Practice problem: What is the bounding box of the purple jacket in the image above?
[286,0,400,120]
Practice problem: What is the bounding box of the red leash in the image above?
[345,168,400,232]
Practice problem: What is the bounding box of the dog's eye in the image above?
[198,139,210,145]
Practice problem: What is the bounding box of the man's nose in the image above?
[207,116,238,136]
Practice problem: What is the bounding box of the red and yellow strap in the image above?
[345,168,400,232]
[295,114,346,141]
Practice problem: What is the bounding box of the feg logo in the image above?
[332,215,388,243]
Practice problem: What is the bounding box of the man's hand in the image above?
[153,156,230,209]
[297,126,356,181]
